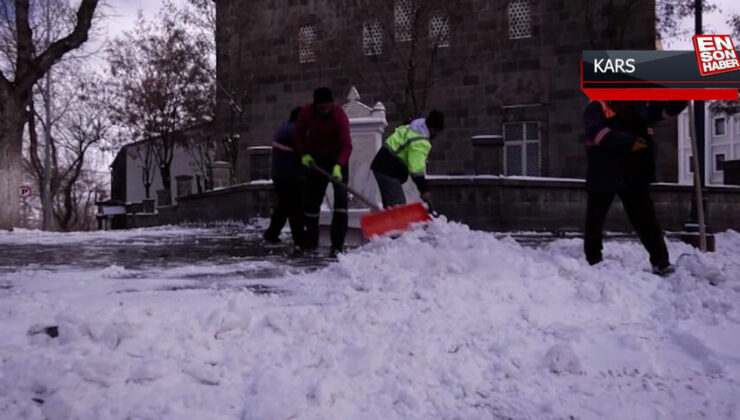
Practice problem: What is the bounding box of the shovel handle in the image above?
[309,163,382,212]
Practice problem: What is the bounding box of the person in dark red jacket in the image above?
[583,100,686,276]
[295,87,353,255]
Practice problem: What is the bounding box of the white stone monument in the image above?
[319,87,424,235]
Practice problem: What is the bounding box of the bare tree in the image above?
[344,0,478,120]
[107,3,215,198]
[0,0,101,230]
[181,0,239,186]
[657,0,716,44]
[188,0,247,183]
[24,71,112,231]
[181,0,216,55]
[183,125,216,192]
[126,140,156,199]
[53,76,111,230]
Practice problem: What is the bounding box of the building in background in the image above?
[215,0,677,181]
[110,124,216,206]
[677,107,740,185]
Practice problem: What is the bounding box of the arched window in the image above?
[394,0,413,42]
[429,12,449,48]
[299,25,317,63]
[508,0,532,39]
[363,19,383,56]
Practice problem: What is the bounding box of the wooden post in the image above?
[688,101,707,252]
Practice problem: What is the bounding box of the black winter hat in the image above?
[426,110,445,131]
[313,87,334,104]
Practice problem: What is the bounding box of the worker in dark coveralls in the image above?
[295,87,353,256]
[264,107,304,248]
[583,100,687,276]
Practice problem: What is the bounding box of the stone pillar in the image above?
[156,189,172,207]
[471,135,504,175]
[247,146,272,181]
[724,160,740,185]
[327,87,387,209]
[211,161,232,189]
[127,202,143,214]
[176,175,193,198]
[142,199,155,213]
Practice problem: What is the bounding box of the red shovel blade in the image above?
[360,202,432,239]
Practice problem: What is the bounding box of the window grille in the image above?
[363,19,383,56]
[299,25,317,63]
[508,0,532,39]
[394,0,413,42]
[504,121,540,176]
[429,12,450,48]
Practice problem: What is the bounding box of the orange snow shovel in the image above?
[309,163,432,239]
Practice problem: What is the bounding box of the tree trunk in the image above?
[144,182,151,199]
[26,99,55,231]
[160,165,171,192]
[0,96,27,230]
[59,184,75,232]
[196,174,203,193]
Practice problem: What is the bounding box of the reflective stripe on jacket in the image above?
[582,100,687,192]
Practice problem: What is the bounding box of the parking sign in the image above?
[20,185,32,198]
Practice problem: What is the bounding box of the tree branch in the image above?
[16,0,100,94]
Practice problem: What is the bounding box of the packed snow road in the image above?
[0,221,738,419]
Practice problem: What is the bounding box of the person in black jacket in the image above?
[264,107,304,247]
[583,100,687,276]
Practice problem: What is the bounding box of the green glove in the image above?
[332,164,343,181]
[301,154,315,168]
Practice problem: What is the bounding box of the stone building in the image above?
[215,0,676,181]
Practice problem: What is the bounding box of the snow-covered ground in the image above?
[1,221,739,419]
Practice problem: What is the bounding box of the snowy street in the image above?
[1,221,739,419]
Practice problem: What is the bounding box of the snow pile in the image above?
[0,221,739,419]
[0,225,210,245]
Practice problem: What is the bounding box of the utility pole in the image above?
[42,0,54,231]
[694,0,706,191]
[682,0,714,251]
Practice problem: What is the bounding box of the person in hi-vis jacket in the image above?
[370,110,445,209]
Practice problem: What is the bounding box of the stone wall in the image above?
[427,176,740,232]
[158,184,276,225]
[124,178,740,234]
[215,0,660,181]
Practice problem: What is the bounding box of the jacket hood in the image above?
[409,118,430,136]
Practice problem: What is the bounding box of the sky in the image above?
[103,0,185,39]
